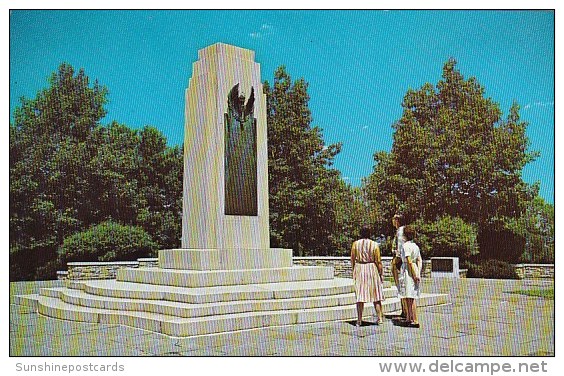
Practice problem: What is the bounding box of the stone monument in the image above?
[14,43,447,338]
[160,43,291,271]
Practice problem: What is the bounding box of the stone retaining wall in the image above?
[292,257,355,278]
[65,261,140,280]
[513,264,554,279]
[422,260,432,278]
[293,257,432,279]
[138,258,159,268]
[58,259,161,280]
[57,257,553,281]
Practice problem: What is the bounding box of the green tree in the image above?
[331,183,379,255]
[10,63,108,280]
[10,64,183,280]
[264,66,357,256]
[413,215,479,260]
[87,123,183,249]
[136,126,183,250]
[87,122,142,224]
[365,59,538,257]
[504,196,554,263]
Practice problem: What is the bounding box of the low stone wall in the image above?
[513,264,554,279]
[293,257,355,279]
[65,261,141,280]
[57,257,553,281]
[293,256,395,279]
[138,258,159,268]
[59,259,159,280]
[293,256,431,279]
[421,260,432,278]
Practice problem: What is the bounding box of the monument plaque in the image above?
[224,84,258,216]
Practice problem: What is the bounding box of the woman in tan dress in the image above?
[351,226,384,327]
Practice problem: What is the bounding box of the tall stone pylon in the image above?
[161,43,291,270]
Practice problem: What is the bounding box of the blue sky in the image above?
[9,10,554,203]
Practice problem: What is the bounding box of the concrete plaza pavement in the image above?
[9,277,554,356]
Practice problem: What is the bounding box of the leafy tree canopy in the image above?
[10,64,182,280]
[366,59,538,228]
[264,66,365,255]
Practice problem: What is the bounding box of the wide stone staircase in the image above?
[15,263,448,337]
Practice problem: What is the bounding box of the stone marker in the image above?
[431,256,460,278]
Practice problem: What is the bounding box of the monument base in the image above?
[15,246,450,338]
[159,248,293,270]
[15,274,449,337]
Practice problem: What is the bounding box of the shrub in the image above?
[466,259,520,279]
[413,216,478,260]
[477,226,525,263]
[35,259,63,281]
[57,221,158,265]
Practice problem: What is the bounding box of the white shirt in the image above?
[402,240,421,279]
[395,226,405,258]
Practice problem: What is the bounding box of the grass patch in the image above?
[510,287,554,299]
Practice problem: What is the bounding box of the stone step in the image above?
[62,278,395,304]
[29,292,448,337]
[158,248,293,270]
[39,284,399,319]
[12,294,39,310]
[62,278,356,304]
[35,295,176,333]
[116,265,334,288]
[40,287,350,318]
